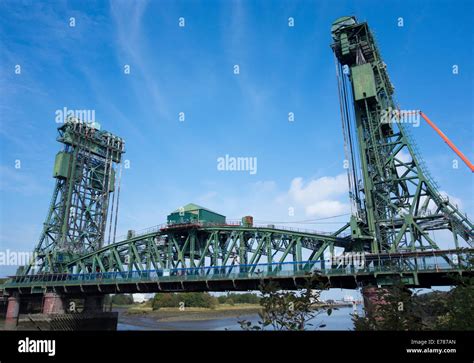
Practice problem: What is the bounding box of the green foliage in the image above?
[153,293,178,310]
[218,293,260,305]
[152,292,217,310]
[435,275,474,330]
[353,282,424,331]
[110,294,134,306]
[239,274,331,331]
[354,275,474,331]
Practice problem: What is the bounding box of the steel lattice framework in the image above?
[63,224,348,274]
[21,118,125,276]
[331,16,473,254]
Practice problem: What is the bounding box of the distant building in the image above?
[343,295,354,302]
[167,203,226,225]
[132,293,153,303]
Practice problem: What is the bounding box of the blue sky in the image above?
[0,0,473,285]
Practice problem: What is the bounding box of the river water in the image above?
[117,305,360,331]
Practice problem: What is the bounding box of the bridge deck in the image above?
[3,249,472,295]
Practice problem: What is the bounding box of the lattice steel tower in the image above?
[331,16,473,254]
[22,118,125,275]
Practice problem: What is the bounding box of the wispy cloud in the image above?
[281,174,350,217]
[109,0,171,121]
[221,1,272,119]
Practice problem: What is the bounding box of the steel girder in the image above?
[63,226,349,275]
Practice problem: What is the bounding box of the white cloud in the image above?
[397,149,412,164]
[283,173,350,218]
[288,174,348,204]
[117,174,351,234]
[439,190,463,209]
[305,200,348,217]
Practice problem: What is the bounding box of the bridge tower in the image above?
[21,118,125,275]
[331,16,473,255]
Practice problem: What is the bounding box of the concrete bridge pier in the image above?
[7,293,117,330]
[361,286,386,319]
[5,293,20,330]
[361,285,413,322]
[42,292,66,314]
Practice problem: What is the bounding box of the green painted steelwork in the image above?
[331,16,473,255]
[4,248,472,292]
[167,203,226,225]
[20,118,125,276]
[53,152,72,179]
[58,223,348,275]
[351,63,377,101]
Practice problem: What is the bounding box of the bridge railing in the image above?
[222,220,334,236]
[6,250,471,287]
[114,220,337,243]
[114,224,168,242]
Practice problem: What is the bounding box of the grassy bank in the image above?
[125,303,261,322]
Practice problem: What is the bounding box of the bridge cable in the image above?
[112,160,124,244]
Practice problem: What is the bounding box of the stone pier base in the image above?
[42,292,65,314]
[3,293,117,330]
[5,293,20,330]
[361,286,386,317]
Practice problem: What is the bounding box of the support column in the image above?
[84,295,104,312]
[5,293,20,330]
[42,292,65,314]
[361,285,411,318]
[361,286,385,319]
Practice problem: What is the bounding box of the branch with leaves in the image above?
[239,273,335,331]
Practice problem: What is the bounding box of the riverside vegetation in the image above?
[108,272,473,330]
[353,275,474,331]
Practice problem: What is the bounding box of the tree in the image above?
[239,274,332,331]
[106,294,134,306]
[353,273,474,331]
[218,292,260,305]
[153,293,179,310]
[152,292,217,310]
[436,275,474,330]
[353,281,424,331]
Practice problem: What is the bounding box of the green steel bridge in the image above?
[2,16,473,309]
[3,221,473,296]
